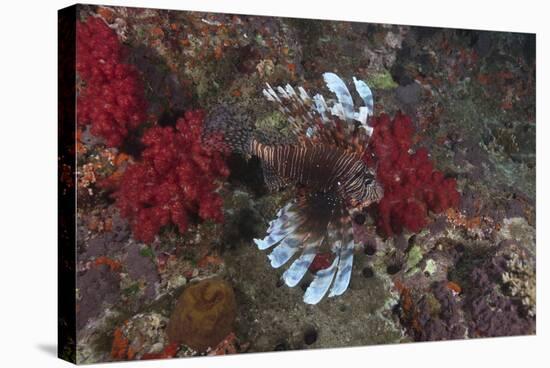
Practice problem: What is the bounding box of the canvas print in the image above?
[58,4,536,364]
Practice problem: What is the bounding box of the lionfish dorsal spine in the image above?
[322,72,355,120]
[353,76,374,116]
[262,73,375,147]
[312,93,329,122]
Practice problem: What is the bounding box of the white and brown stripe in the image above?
[251,139,374,206]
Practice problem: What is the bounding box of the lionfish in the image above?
[207,73,383,304]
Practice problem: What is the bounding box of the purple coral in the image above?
[81,212,130,261]
[77,264,121,329]
[464,242,535,337]
[467,283,532,337]
[412,281,466,341]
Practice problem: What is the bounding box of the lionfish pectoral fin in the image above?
[266,202,293,232]
[253,224,296,251]
[267,232,303,268]
[303,241,341,305]
[254,202,301,250]
[282,237,324,288]
[328,228,355,297]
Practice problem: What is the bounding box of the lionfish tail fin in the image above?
[254,200,356,304]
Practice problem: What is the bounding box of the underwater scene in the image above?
[69,4,535,364]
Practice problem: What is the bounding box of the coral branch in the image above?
[365,112,460,236]
[76,17,148,147]
[115,110,229,243]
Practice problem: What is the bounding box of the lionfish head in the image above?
[348,167,384,211]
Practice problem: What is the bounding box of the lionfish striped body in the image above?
[251,141,379,208]
[208,73,382,304]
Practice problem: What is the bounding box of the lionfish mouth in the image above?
[360,182,384,209]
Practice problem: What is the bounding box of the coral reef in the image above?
[206,333,246,356]
[76,144,128,208]
[76,17,148,147]
[111,313,171,361]
[463,241,535,337]
[365,112,460,236]
[167,278,237,352]
[72,5,535,363]
[79,211,129,260]
[114,110,229,243]
[397,280,466,341]
[501,252,536,317]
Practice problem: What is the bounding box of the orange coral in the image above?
[96,6,116,23]
[394,280,422,335]
[150,27,165,39]
[141,342,180,360]
[447,281,462,295]
[94,256,122,272]
[197,254,224,268]
[166,278,237,352]
[445,208,483,230]
[111,326,129,360]
[207,333,238,356]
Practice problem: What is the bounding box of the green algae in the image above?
[405,245,423,273]
[367,70,398,90]
[423,259,438,276]
[139,246,155,259]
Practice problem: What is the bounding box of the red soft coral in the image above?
[365,112,460,236]
[76,17,147,147]
[115,110,230,243]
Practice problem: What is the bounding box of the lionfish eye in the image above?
[364,171,375,185]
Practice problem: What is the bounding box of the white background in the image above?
[0,0,547,366]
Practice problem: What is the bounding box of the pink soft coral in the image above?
[115,110,230,243]
[76,17,147,147]
[365,112,460,236]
